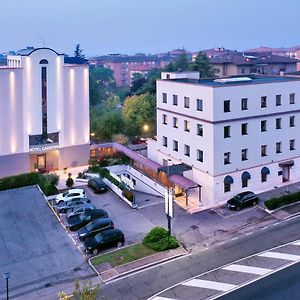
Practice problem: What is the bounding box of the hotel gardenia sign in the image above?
[29,144,59,153]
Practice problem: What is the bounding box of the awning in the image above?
[224,175,234,184]
[169,174,199,190]
[158,163,192,176]
[261,167,270,175]
[279,160,294,168]
[241,171,251,180]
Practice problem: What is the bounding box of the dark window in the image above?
[224,152,231,165]
[241,123,248,135]
[224,100,231,112]
[276,142,281,153]
[184,144,190,157]
[197,99,203,111]
[173,117,178,128]
[290,139,295,151]
[39,59,48,64]
[162,114,167,125]
[184,96,190,108]
[241,98,248,110]
[173,94,178,106]
[173,140,178,152]
[261,96,267,108]
[162,93,167,103]
[41,67,47,135]
[290,93,295,104]
[184,120,190,132]
[276,118,281,129]
[261,145,267,157]
[162,136,167,147]
[290,116,295,127]
[197,149,203,162]
[241,148,248,161]
[224,126,230,138]
[276,95,281,106]
[224,183,231,192]
[261,120,267,132]
[197,124,203,136]
[242,178,248,188]
[261,173,267,182]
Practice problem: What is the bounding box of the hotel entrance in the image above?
[30,150,59,172]
[37,154,46,169]
[279,160,294,183]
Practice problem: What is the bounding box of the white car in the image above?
[55,189,86,204]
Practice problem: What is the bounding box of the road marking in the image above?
[258,251,300,261]
[245,232,253,236]
[223,264,272,275]
[152,297,176,300]
[182,279,236,291]
[291,241,300,246]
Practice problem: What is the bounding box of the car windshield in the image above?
[233,194,243,201]
[79,214,86,221]
[95,234,103,243]
[62,192,69,197]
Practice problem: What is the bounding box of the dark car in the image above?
[66,203,96,219]
[84,228,125,255]
[67,209,108,231]
[227,191,259,210]
[56,198,91,214]
[88,178,107,193]
[77,218,114,241]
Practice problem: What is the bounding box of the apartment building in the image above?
[0,47,90,178]
[148,72,300,210]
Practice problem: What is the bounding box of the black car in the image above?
[67,209,108,231]
[77,218,114,241]
[56,198,91,214]
[227,191,259,210]
[88,178,107,193]
[84,228,125,255]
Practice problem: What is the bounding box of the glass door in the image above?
[37,154,46,170]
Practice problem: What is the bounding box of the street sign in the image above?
[164,191,173,218]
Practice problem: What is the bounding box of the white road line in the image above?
[245,232,253,236]
[182,279,236,291]
[152,297,177,300]
[258,251,300,261]
[291,241,300,246]
[223,264,272,275]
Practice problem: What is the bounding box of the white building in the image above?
[148,72,300,211]
[0,47,90,178]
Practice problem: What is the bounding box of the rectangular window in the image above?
[173,140,178,152]
[276,142,282,153]
[290,139,295,151]
[242,178,248,188]
[197,149,203,162]
[162,114,167,125]
[290,93,295,104]
[173,94,178,106]
[184,96,190,108]
[241,123,248,135]
[224,183,231,192]
[224,152,231,165]
[41,67,47,135]
[224,126,231,138]
[261,96,267,108]
[184,120,190,132]
[290,116,295,127]
[224,100,231,112]
[276,94,281,106]
[197,124,203,136]
[241,148,248,161]
[162,136,168,147]
[276,118,281,129]
[197,99,203,111]
[261,145,267,157]
[261,173,267,183]
[261,120,267,132]
[162,93,167,103]
[173,117,178,128]
[184,144,190,157]
[241,98,248,110]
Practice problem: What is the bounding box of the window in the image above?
[162,114,167,125]
[224,126,230,138]
[224,100,231,112]
[184,96,190,108]
[173,94,178,106]
[241,98,248,110]
[261,96,267,108]
[173,140,178,152]
[242,178,248,188]
[261,173,267,182]
[276,142,282,153]
[276,95,281,106]
[224,152,231,165]
[184,144,190,157]
[241,123,248,135]
[184,120,190,132]
[162,136,168,147]
[162,93,167,103]
[197,99,203,111]
[197,149,203,162]
[290,116,295,127]
[241,148,248,161]
[276,118,281,129]
[261,120,267,132]
[290,139,295,151]
[41,67,47,135]
[224,183,231,192]
[197,124,203,136]
[173,117,178,128]
[261,145,267,157]
[290,93,295,104]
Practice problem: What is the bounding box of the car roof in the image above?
[73,203,94,210]
[99,228,123,236]
[89,218,113,227]
[67,188,84,193]
[236,191,254,197]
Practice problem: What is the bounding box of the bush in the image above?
[66,177,74,188]
[99,168,109,178]
[265,191,300,210]
[107,174,120,187]
[123,188,134,202]
[44,173,59,186]
[143,227,179,251]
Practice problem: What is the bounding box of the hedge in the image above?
[264,191,300,210]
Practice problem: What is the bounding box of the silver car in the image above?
[66,203,96,220]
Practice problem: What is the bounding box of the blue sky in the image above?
[1,0,300,56]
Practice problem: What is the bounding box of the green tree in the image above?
[165,54,189,72]
[135,68,162,95]
[130,73,146,94]
[74,44,85,59]
[189,52,218,78]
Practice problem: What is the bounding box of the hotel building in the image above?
[148,72,300,211]
[0,47,90,178]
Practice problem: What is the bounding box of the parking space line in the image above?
[223,264,272,275]
[152,297,176,300]
[182,279,236,291]
[291,241,300,246]
[258,251,300,261]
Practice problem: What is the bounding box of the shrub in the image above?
[107,174,120,187]
[143,227,179,251]
[77,172,83,178]
[99,168,109,179]
[265,191,300,210]
[66,177,74,188]
[44,173,59,186]
[123,188,134,202]
[112,134,128,145]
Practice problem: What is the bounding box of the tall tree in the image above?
[74,44,85,59]
[189,52,218,78]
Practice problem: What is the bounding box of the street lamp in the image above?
[3,272,10,300]
[143,124,149,133]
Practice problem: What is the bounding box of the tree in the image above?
[165,54,189,72]
[130,73,146,94]
[189,52,218,78]
[74,44,85,59]
[135,68,162,95]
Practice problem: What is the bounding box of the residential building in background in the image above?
[0,47,90,178]
[148,72,300,211]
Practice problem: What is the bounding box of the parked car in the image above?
[67,209,108,231]
[227,191,259,210]
[55,189,86,204]
[84,228,125,255]
[78,218,114,241]
[88,178,108,193]
[66,203,96,219]
[56,198,91,214]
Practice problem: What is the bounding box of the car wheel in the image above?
[117,241,123,248]
[92,248,99,255]
[236,206,241,211]
[252,200,258,206]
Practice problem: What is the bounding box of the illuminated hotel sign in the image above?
[29,144,59,153]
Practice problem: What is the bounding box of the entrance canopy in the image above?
[169,174,199,190]
[158,163,192,176]
[279,160,294,167]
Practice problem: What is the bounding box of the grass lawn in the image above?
[91,242,158,267]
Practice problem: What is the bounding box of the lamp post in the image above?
[3,272,10,300]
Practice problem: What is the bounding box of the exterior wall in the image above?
[0,153,29,177]
[297,50,300,71]
[59,144,90,169]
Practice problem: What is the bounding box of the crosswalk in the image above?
[149,239,300,300]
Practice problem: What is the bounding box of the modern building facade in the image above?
[148,72,300,211]
[0,47,90,178]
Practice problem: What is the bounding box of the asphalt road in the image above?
[219,261,300,300]
[99,215,300,300]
